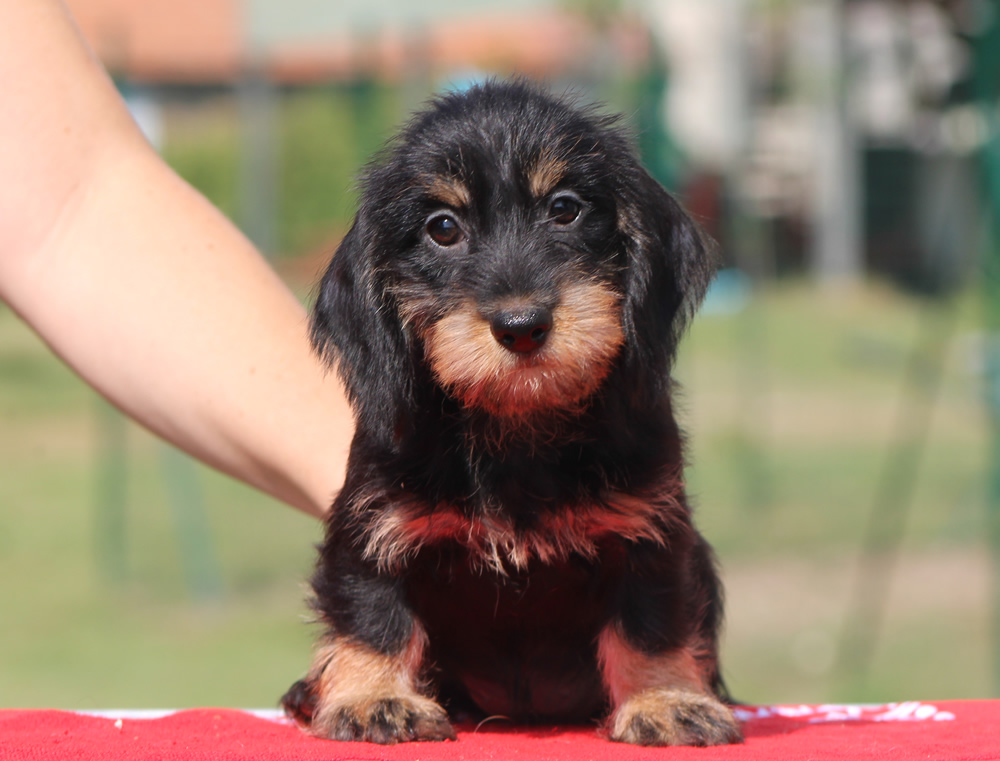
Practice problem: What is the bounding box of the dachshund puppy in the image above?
[281,80,742,748]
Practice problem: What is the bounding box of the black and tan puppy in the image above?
[281,80,742,747]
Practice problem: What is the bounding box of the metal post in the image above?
[238,65,279,257]
[809,0,863,284]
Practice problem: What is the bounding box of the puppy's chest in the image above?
[406,545,623,626]
[355,434,686,574]
[358,487,677,574]
[405,547,623,721]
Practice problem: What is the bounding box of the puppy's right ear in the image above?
[311,219,413,450]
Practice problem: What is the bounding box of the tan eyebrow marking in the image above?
[426,175,470,208]
[528,152,568,198]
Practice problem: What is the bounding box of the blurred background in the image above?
[2,0,999,709]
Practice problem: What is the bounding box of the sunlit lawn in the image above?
[0,278,992,709]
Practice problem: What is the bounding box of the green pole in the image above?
[160,446,223,602]
[94,401,128,584]
[973,0,1000,695]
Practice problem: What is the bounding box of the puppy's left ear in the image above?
[619,171,716,400]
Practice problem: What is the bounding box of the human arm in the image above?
[0,0,352,518]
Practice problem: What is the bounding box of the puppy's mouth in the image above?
[423,280,624,418]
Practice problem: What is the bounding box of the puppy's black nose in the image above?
[490,307,552,353]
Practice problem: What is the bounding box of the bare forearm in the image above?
[0,0,351,516]
[12,146,352,516]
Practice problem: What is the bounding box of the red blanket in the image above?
[2,701,997,760]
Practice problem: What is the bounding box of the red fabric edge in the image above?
[1,700,998,761]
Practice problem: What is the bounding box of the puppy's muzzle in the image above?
[422,279,623,418]
[490,306,552,353]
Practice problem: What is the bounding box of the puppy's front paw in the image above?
[314,695,456,744]
[607,688,743,747]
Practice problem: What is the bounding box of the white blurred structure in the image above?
[640,0,968,285]
[643,0,750,173]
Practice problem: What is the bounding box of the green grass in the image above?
[681,284,987,554]
[0,278,993,709]
[0,306,322,708]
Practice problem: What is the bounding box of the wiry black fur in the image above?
[284,80,734,743]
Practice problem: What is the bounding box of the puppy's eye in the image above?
[426,214,463,247]
[549,195,581,225]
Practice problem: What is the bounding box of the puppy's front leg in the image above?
[598,625,741,746]
[598,536,742,747]
[282,534,454,744]
[284,626,454,744]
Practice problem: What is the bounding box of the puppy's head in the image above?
[313,80,714,446]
